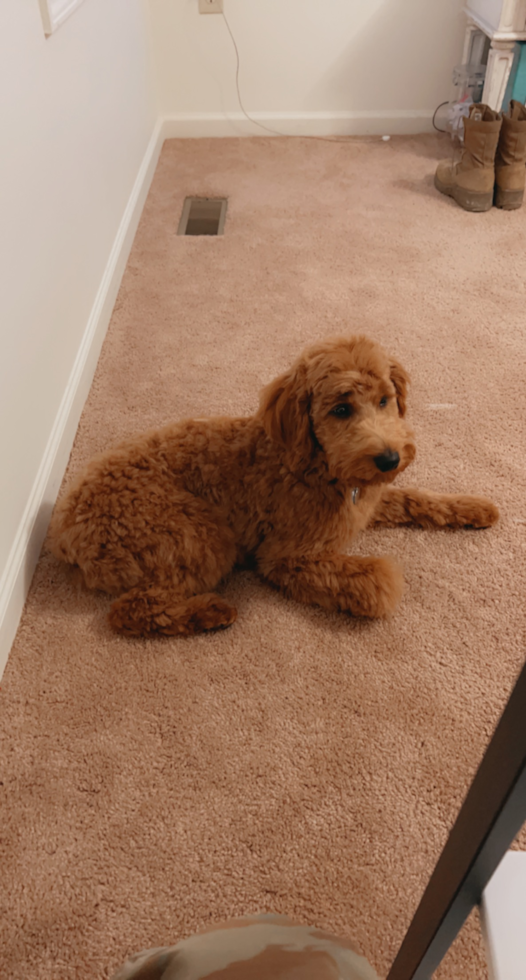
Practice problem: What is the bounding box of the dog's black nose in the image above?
[374,449,400,472]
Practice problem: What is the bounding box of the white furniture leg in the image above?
[483,39,516,109]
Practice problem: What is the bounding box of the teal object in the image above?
[502,43,526,111]
[502,43,521,110]
[512,43,526,104]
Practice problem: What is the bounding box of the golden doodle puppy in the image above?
[49,336,499,636]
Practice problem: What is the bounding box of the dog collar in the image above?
[351,487,360,505]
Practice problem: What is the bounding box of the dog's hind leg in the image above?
[107,514,238,637]
[109,586,237,636]
[371,487,499,529]
[258,552,404,619]
[106,510,239,637]
[52,487,239,635]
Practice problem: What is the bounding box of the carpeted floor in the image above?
[1,134,526,980]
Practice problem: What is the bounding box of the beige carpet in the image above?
[1,135,526,980]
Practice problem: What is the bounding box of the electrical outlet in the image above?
[198,0,223,13]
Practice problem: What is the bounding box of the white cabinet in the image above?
[466,0,526,36]
[464,1,526,109]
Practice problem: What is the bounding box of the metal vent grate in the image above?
[177,197,227,236]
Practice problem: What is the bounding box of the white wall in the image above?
[0,0,157,671]
[149,0,467,135]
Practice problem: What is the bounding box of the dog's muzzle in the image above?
[374,449,400,473]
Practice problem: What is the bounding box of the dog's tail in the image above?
[47,489,81,563]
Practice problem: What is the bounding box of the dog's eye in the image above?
[330,403,353,419]
[379,396,388,408]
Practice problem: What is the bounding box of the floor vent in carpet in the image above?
[177,197,227,236]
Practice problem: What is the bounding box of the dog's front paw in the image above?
[348,556,404,618]
[449,495,500,529]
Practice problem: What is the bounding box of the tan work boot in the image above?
[495,99,526,210]
[435,104,502,212]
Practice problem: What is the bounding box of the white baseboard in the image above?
[0,118,165,680]
[162,109,435,138]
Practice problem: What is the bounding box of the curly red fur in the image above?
[48,336,499,636]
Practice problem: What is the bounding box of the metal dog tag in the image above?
[351,487,360,505]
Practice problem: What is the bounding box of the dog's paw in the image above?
[449,495,500,529]
[348,556,404,618]
[184,596,238,634]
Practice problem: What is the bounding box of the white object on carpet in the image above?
[481,851,526,980]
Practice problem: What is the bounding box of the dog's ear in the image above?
[258,361,313,465]
[389,358,410,417]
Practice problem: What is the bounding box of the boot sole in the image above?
[494,186,524,210]
[434,173,493,212]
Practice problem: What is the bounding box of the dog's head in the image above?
[258,336,416,485]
